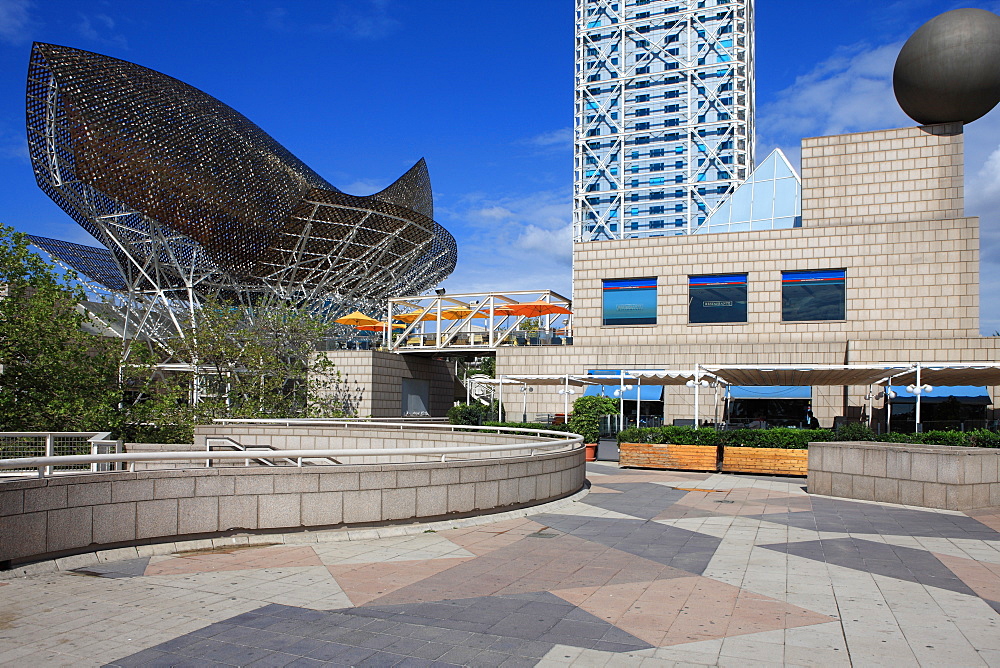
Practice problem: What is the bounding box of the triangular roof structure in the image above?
[696,148,801,234]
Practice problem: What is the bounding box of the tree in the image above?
[117,297,350,443]
[0,225,123,431]
[567,395,619,444]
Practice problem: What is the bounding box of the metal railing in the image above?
[0,422,582,479]
[0,432,119,476]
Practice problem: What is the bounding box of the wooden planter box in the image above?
[721,446,808,476]
[619,442,719,471]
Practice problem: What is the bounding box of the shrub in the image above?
[659,426,720,446]
[448,402,490,425]
[834,422,876,442]
[968,429,1000,448]
[618,424,1000,449]
[617,426,645,444]
[917,430,969,447]
[721,428,833,449]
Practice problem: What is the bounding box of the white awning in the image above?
[701,365,908,387]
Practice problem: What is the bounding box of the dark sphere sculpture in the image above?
[893,8,1000,125]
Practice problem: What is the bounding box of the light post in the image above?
[557,388,576,423]
[885,388,897,433]
[613,384,634,430]
[906,382,933,433]
[686,365,710,427]
[519,385,533,423]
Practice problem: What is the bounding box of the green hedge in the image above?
[617,425,1000,449]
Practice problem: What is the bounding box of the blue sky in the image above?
[3,0,1000,330]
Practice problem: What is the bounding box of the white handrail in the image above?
[0,424,582,478]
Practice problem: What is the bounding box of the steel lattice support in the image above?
[573,0,755,241]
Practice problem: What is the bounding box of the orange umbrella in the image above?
[393,310,437,323]
[357,322,406,331]
[505,300,572,317]
[441,307,490,320]
[334,311,381,327]
[487,304,518,317]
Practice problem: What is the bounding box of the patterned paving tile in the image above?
[763,537,978,596]
[967,509,1000,534]
[536,513,722,575]
[365,531,698,608]
[936,551,1000,613]
[5,464,999,667]
[553,575,834,647]
[71,557,151,579]
[576,481,693,520]
[105,594,652,667]
[327,558,472,606]
[586,484,622,494]
[144,546,323,576]
[753,496,1000,539]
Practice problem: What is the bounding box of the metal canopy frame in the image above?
[497,364,1000,431]
[387,290,573,352]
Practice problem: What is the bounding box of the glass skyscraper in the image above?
[574,0,755,241]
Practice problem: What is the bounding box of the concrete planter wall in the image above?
[0,436,583,567]
[808,441,1000,510]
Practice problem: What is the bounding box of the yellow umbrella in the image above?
[505,300,573,317]
[335,311,381,327]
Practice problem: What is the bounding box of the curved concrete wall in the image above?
[0,448,584,567]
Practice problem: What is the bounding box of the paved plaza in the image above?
[2,462,1000,666]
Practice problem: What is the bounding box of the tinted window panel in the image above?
[689,274,747,323]
[603,278,657,325]
[782,270,845,321]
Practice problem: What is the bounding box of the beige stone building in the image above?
[497,123,1000,429]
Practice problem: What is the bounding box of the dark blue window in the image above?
[781,270,846,321]
[689,274,747,323]
[603,278,657,326]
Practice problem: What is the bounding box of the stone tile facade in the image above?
[808,441,1000,510]
[496,123,1000,426]
[318,350,457,418]
[801,123,964,227]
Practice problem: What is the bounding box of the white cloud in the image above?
[340,178,389,195]
[756,42,910,167]
[263,0,399,40]
[0,0,33,44]
[525,127,573,149]
[75,13,128,49]
[438,189,573,295]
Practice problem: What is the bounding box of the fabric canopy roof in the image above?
[701,365,907,387]
[889,365,1000,387]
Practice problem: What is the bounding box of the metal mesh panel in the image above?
[25,42,457,338]
[27,235,127,291]
[0,434,93,472]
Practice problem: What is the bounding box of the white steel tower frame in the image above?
[574,0,755,241]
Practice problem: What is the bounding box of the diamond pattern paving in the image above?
[0,463,997,667]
